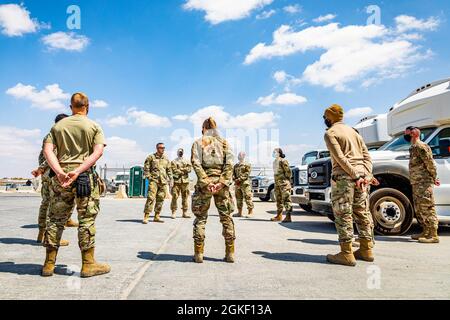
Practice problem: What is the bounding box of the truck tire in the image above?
[369,188,414,236]
[259,185,274,202]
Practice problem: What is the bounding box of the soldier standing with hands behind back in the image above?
[170,148,192,219]
[405,126,440,243]
[143,143,172,224]
[41,93,110,278]
[323,104,374,267]
[233,152,254,218]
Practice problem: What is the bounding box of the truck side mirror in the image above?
[439,139,450,158]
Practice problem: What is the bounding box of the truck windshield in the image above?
[379,128,436,151]
[302,152,318,165]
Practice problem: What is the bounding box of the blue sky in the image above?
[0,0,449,177]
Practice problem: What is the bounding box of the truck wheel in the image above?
[370,188,413,236]
[259,185,274,202]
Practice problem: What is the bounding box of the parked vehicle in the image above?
[307,78,450,235]
[251,167,275,202]
[292,150,329,212]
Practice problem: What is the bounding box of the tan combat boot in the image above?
[233,208,243,218]
[353,238,375,262]
[80,248,111,278]
[418,228,439,244]
[326,242,357,267]
[59,239,69,247]
[154,213,164,223]
[65,219,79,228]
[182,210,191,218]
[37,228,45,243]
[143,212,150,224]
[171,211,176,219]
[225,241,235,263]
[411,227,429,241]
[271,210,283,222]
[41,248,58,277]
[194,243,204,263]
[282,210,292,223]
[247,208,254,218]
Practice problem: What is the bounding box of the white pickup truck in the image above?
[307,78,450,235]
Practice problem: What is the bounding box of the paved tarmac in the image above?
[0,194,449,300]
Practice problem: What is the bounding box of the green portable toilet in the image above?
[129,166,145,197]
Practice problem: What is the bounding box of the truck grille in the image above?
[308,160,331,189]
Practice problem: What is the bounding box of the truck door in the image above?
[427,127,450,207]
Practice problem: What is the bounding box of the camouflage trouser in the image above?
[38,175,51,229]
[144,181,167,214]
[170,183,190,212]
[412,183,438,230]
[235,182,254,210]
[45,167,100,251]
[331,175,373,243]
[275,180,292,213]
[192,180,236,245]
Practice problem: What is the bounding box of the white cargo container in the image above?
[354,114,390,149]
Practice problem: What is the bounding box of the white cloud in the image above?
[102,136,148,168]
[256,9,276,20]
[182,105,277,129]
[0,4,43,37]
[273,70,287,83]
[91,100,108,108]
[6,83,70,110]
[346,107,373,118]
[183,0,273,24]
[257,93,307,106]
[127,108,172,128]
[173,114,190,121]
[105,116,128,128]
[395,15,439,33]
[42,32,90,52]
[313,14,336,23]
[245,16,440,91]
[0,126,42,177]
[283,5,301,14]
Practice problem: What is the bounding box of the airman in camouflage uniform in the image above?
[41,93,110,278]
[405,126,440,243]
[170,148,192,219]
[143,143,173,223]
[191,117,235,263]
[271,148,293,223]
[324,104,374,267]
[233,152,254,218]
[31,114,75,246]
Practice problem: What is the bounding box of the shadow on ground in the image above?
[288,238,338,246]
[0,262,71,276]
[21,224,39,229]
[0,238,40,246]
[137,251,223,263]
[279,221,337,235]
[253,251,327,264]
[116,219,144,224]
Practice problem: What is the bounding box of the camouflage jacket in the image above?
[409,140,437,185]
[191,132,234,188]
[38,134,54,173]
[171,157,192,184]
[273,158,291,185]
[233,162,252,185]
[144,153,172,185]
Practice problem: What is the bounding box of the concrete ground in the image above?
[0,193,449,300]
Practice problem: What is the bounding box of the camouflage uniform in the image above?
[144,153,172,215]
[191,132,235,245]
[44,115,105,250]
[325,122,373,243]
[37,143,51,229]
[273,158,292,213]
[409,140,438,231]
[233,162,254,210]
[170,157,192,212]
